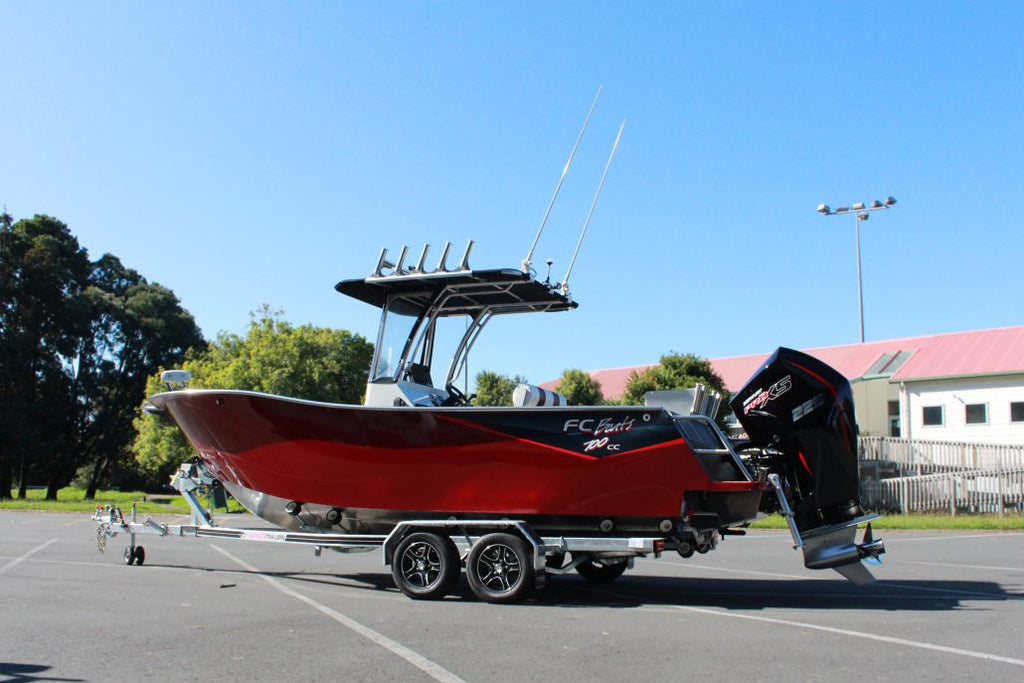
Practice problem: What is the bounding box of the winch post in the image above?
[171,462,215,528]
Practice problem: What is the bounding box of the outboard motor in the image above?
[731,348,884,583]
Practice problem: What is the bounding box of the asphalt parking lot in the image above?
[2,511,1022,682]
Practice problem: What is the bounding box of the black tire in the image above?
[123,547,135,566]
[391,532,460,600]
[133,546,146,566]
[574,557,627,582]
[466,533,534,603]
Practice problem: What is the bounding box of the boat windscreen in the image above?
[371,304,419,382]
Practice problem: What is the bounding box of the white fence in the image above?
[858,437,1024,514]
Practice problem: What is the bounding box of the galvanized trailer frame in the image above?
[94,460,882,602]
[94,461,689,603]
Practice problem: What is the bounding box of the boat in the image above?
[146,239,885,595]
[138,95,882,600]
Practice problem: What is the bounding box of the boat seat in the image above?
[512,383,567,407]
[405,363,433,386]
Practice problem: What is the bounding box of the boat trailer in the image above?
[93,461,882,603]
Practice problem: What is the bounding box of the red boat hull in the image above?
[151,390,763,533]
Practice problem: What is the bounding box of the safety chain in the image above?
[92,505,124,553]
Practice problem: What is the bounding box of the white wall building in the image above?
[900,374,1024,445]
[560,326,1024,447]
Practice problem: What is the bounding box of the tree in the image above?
[0,214,92,499]
[553,368,604,406]
[133,308,373,487]
[473,370,526,407]
[68,255,204,499]
[621,352,729,422]
[0,213,203,499]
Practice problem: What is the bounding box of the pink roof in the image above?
[542,326,1024,399]
[892,327,1024,381]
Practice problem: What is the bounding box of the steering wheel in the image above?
[443,383,475,407]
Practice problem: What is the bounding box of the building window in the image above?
[1012,402,1024,423]
[922,406,943,427]
[965,403,987,425]
[888,400,901,437]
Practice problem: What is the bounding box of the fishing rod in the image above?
[560,119,625,296]
[521,85,603,274]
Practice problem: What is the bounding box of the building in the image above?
[556,326,1024,446]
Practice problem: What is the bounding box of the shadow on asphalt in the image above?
[535,574,1023,611]
[0,662,84,682]
[141,562,1022,611]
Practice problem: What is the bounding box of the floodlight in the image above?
[817,194,898,344]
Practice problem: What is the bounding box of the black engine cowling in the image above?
[730,347,862,532]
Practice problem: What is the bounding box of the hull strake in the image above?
[222,480,763,537]
[152,389,763,526]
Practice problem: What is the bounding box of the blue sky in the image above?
[3,2,1023,390]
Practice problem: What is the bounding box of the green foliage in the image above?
[473,370,526,407]
[750,513,1024,531]
[0,486,245,514]
[133,308,373,486]
[132,374,193,488]
[73,254,205,498]
[553,368,604,406]
[0,214,92,499]
[0,213,202,500]
[621,352,729,421]
[185,306,373,402]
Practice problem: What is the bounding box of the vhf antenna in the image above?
[561,119,625,296]
[521,85,603,274]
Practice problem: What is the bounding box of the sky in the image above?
[3,1,1023,391]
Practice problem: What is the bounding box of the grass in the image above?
[3,488,1023,529]
[750,512,1024,531]
[0,487,244,514]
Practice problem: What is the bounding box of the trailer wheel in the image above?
[574,558,627,582]
[123,547,134,566]
[466,533,534,603]
[391,532,460,600]
[133,546,146,566]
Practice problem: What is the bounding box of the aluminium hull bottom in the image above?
[222,479,764,538]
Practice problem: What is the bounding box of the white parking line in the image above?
[895,559,1024,573]
[0,538,59,575]
[664,604,1024,668]
[211,545,466,683]
[888,532,1024,542]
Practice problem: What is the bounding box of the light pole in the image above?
[817,196,897,343]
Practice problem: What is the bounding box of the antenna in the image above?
[522,85,603,274]
[561,119,625,295]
